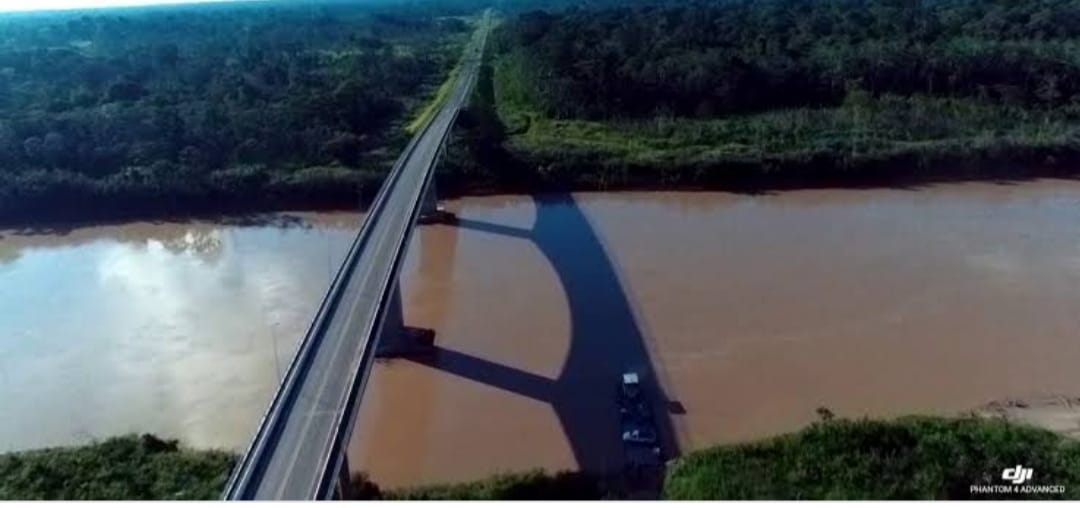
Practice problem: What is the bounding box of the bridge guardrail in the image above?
[313,47,487,498]
[223,83,450,501]
[224,12,490,499]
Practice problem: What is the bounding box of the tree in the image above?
[323,132,364,167]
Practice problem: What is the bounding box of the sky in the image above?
[0,0,242,13]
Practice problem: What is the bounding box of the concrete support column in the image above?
[420,176,440,219]
[382,281,405,338]
[418,145,455,224]
[375,281,435,359]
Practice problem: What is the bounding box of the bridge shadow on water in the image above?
[408,193,680,477]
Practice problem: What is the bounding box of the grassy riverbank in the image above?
[665,416,1080,500]
[354,471,604,500]
[5,417,1077,500]
[489,91,1080,192]
[432,39,1080,200]
[0,435,596,501]
[465,0,1080,194]
[0,435,234,500]
[367,416,1080,500]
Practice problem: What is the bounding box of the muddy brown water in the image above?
[2,181,1080,488]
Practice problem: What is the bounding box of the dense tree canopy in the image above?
[460,0,1080,193]
[9,0,1080,222]
[0,3,468,175]
[0,1,471,223]
[495,0,1080,119]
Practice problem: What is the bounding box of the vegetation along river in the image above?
[2,181,1080,488]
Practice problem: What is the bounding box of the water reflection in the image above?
[0,212,359,452]
[0,213,355,268]
[5,182,1080,490]
[158,229,225,260]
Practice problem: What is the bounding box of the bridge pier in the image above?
[417,146,456,225]
[418,178,443,221]
[223,13,492,499]
[374,281,435,359]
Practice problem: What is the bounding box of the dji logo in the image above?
[1002,465,1034,485]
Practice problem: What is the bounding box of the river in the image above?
[2,181,1080,488]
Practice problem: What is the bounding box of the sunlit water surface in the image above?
[3,181,1080,487]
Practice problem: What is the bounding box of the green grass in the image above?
[485,54,1080,190]
[405,12,494,135]
[502,92,1080,167]
[664,416,1080,500]
[405,63,461,134]
[0,435,235,500]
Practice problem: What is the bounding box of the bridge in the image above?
[223,12,491,500]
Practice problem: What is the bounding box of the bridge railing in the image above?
[313,45,487,499]
[223,12,489,498]
[223,94,448,500]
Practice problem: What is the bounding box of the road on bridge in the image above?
[224,12,491,500]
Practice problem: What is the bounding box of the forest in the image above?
[496,0,1080,119]
[0,1,471,224]
[482,0,1080,191]
[9,0,1080,222]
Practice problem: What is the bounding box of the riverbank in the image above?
[481,99,1080,194]
[435,53,1080,198]
[8,70,1080,230]
[6,94,1080,230]
[0,433,596,500]
[7,144,1080,231]
[6,415,1078,500]
[663,415,1080,500]
[474,0,1080,200]
[0,435,234,500]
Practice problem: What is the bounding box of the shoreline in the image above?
[4,405,1077,500]
[3,158,1080,231]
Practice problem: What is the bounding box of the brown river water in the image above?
[2,181,1080,488]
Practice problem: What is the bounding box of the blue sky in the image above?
[0,0,242,13]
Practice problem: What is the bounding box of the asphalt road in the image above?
[226,14,490,500]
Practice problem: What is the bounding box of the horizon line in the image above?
[0,0,267,15]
